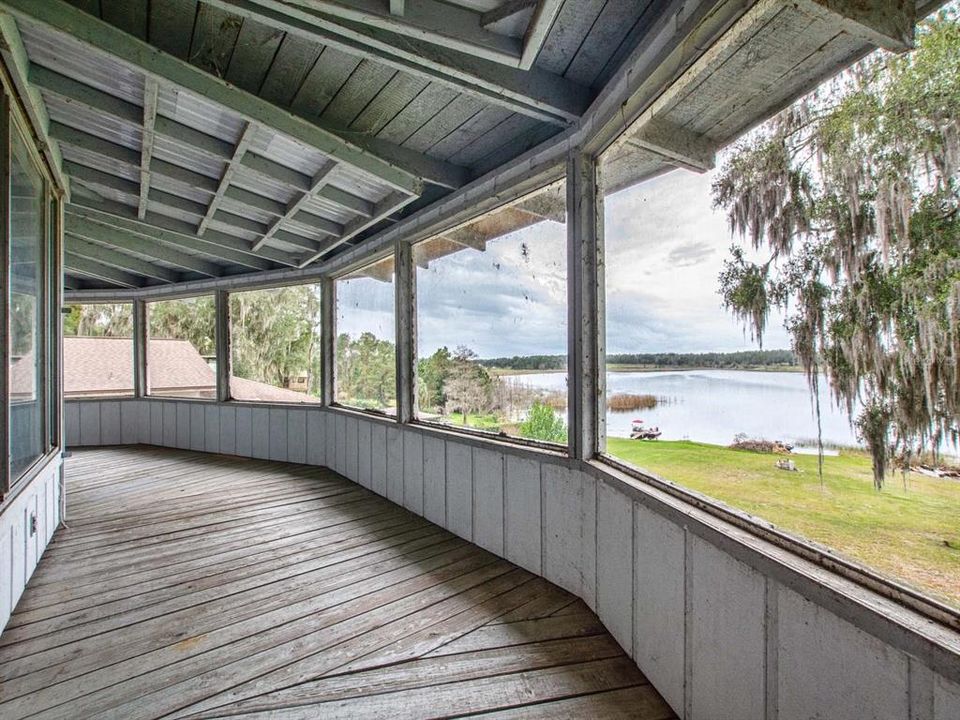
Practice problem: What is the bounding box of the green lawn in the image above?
[438,413,503,432]
[606,438,960,608]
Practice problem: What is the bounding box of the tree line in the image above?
[478,349,797,370]
[65,288,324,396]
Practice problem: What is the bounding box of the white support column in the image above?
[566,151,605,460]
[394,238,417,424]
[132,298,147,398]
[320,277,336,406]
[215,289,231,403]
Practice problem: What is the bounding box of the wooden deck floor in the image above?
[0,446,675,719]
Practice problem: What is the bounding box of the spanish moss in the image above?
[714,10,960,487]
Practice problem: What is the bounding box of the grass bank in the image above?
[437,413,502,431]
[606,438,960,608]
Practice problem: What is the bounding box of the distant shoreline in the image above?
[491,365,804,377]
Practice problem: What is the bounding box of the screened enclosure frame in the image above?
[59,4,960,634]
[61,154,960,632]
[60,143,960,632]
[328,247,420,419]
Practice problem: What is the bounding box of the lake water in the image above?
[506,369,861,452]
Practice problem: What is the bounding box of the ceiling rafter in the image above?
[45,116,318,265]
[299,189,417,267]
[46,109,374,227]
[253,162,337,251]
[796,0,915,52]
[481,0,536,29]
[137,77,159,218]
[33,68,389,241]
[625,120,716,173]
[205,0,590,126]
[63,162,275,243]
[65,235,181,284]
[197,121,259,236]
[3,0,427,196]
[49,122,216,191]
[281,0,522,67]
[611,0,917,177]
[64,253,146,288]
[66,197,292,271]
[62,146,340,261]
[519,0,563,70]
[66,215,225,278]
[272,230,324,254]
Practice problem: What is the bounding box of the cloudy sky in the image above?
[603,168,789,355]
[337,166,790,359]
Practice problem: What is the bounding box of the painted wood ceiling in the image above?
[0,0,932,291]
[0,0,660,290]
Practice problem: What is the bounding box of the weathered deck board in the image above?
[0,446,675,720]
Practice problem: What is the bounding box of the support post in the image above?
[215,289,231,403]
[0,92,9,497]
[566,151,605,460]
[132,298,147,397]
[54,197,65,523]
[50,195,63,452]
[320,277,336,406]
[394,239,417,424]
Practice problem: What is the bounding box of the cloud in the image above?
[334,168,793,358]
[336,275,395,340]
[667,240,716,267]
[417,222,569,357]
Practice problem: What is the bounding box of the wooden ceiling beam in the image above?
[39,77,401,218]
[207,0,590,126]
[300,189,416,267]
[198,122,258,236]
[137,77,159,218]
[0,12,68,195]
[4,0,425,195]
[627,119,716,173]
[283,0,522,66]
[65,197,293,271]
[65,235,181,284]
[48,121,221,194]
[481,0,536,29]
[253,162,338,251]
[66,214,225,277]
[57,135,350,258]
[63,158,314,260]
[64,253,147,288]
[519,0,563,70]
[798,0,916,52]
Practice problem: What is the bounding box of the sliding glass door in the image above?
[2,92,61,498]
[8,125,47,480]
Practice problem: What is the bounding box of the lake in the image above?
[506,369,860,452]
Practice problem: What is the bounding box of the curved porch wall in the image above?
[62,398,960,720]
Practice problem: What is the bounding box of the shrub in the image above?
[518,401,567,444]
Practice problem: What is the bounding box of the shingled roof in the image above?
[63,336,319,403]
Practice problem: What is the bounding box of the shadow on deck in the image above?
[0,446,675,719]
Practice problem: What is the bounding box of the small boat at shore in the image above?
[630,419,661,440]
